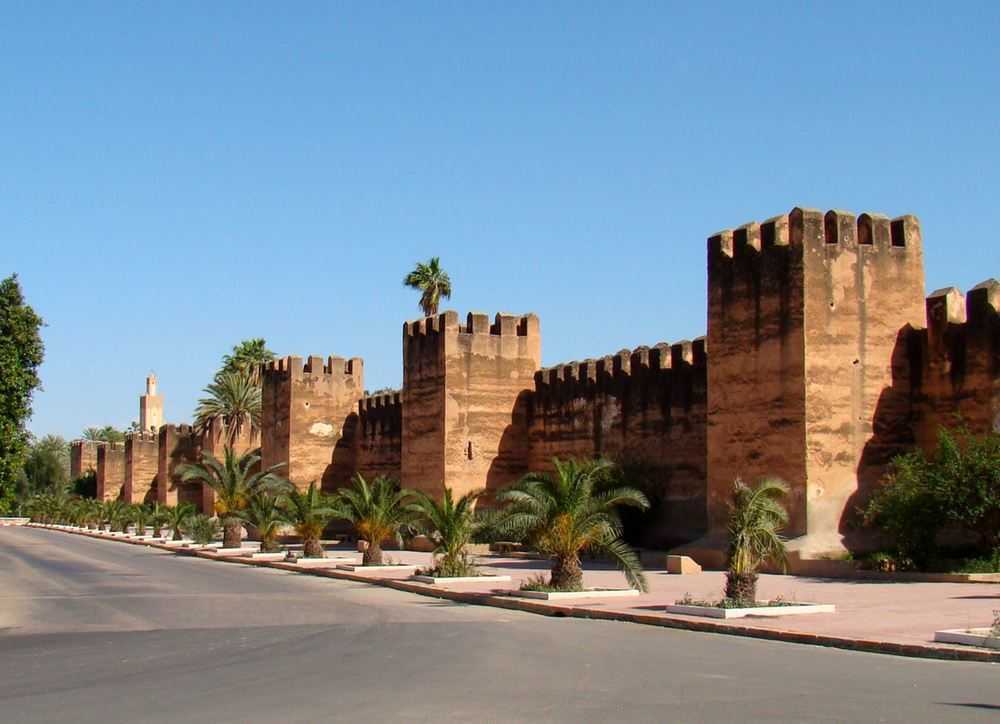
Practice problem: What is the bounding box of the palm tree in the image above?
[193,371,262,446]
[334,474,415,566]
[725,477,789,604]
[185,514,221,545]
[407,487,487,577]
[403,257,452,317]
[130,504,150,536]
[240,490,288,553]
[496,458,650,592]
[150,502,170,537]
[165,502,196,541]
[176,447,285,548]
[220,338,275,385]
[282,482,338,558]
[108,500,131,532]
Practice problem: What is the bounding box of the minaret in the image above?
[139,373,164,432]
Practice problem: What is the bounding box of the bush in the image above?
[185,515,221,545]
[865,427,1000,567]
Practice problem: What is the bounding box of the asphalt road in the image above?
[0,527,997,723]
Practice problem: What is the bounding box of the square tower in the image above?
[704,207,925,557]
[123,431,159,504]
[70,440,101,479]
[261,355,364,492]
[157,424,202,508]
[96,442,125,501]
[139,374,163,433]
[402,311,541,500]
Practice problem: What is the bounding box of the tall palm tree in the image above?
[165,502,196,541]
[496,458,650,592]
[403,257,452,317]
[193,371,262,446]
[240,490,288,553]
[176,447,285,548]
[334,474,415,566]
[725,477,789,604]
[282,482,338,558]
[220,338,275,385]
[407,487,487,577]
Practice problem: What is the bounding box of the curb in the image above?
[24,524,1000,664]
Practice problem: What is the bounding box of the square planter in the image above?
[251,552,289,562]
[514,588,641,601]
[337,564,418,572]
[163,539,192,547]
[412,574,512,585]
[183,542,223,550]
[934,628,1000,649]
[666,602,836,619]
[211,547,260,556]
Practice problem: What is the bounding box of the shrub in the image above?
[186,515,221,545]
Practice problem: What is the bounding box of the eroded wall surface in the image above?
[123,432,158,504]
[96,442,124,501]
[70,441,100,479]
[356,392,402,482]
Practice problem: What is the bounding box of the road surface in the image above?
[0,526,997,723]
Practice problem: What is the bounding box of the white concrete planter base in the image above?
[251,552,289,561]
[412,574,512,585]
[337,564,418,572]
[515,588,641,601]
[934,628,1000,649]
[290,557,350,567]
[183,542,224,550]
[162,540,192,547]
[666,602,836,619]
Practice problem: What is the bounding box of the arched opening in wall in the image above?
[857,215,874,245]
[824,211,839,244]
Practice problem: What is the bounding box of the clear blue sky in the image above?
[4,2,999,440]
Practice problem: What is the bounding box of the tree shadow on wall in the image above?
[840,326,919,551]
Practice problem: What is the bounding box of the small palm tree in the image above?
[403,257,452,317]
[725,477,789,604]
[131,504,150,535]
[193,371,262,446]
[241,490,288,553]
[186,514,221,545]
[334,474,415,566]
[282,482,338,558]
[150,502,170,537]
[407,487,487,577]
[165,502,196,541]
[176,447,284,548]
[496,458,650,592]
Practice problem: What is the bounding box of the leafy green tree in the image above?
[282,482,338,558]
[72,471,97,498]
[334,474,415,565]
[176,447,285,548]
[407,487,487,577]
[220,338,274,385]
[193,371,262,445]
[495,458,649,592]
[0,275,44,514]
[21,434,69,495]
[725,478,789,604]
[403,257,452,317]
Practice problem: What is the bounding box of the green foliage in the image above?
[165,502,196,540]
[403,257,452,317]
[725,477,789,604]
[193,371,262,444]
[334,474,415,564]
[81,426,125,443]
[495,458,650,592]
[72,471,97,499]
[185,514,221,545]
[0,275,45,514]
[282,481,337,557]
[20,434,69,496]
[240,490,288,552]
[220,338,274,384]
[865,427,1000,566]
[408,487,487,577]
[130,504,150,534]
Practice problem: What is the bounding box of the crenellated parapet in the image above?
[356,392,403,481]
[261,352,365,492]
[531,338,707,410]
[910,279,1000,449]
[359,392,402,437]
[401,310,542,499]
